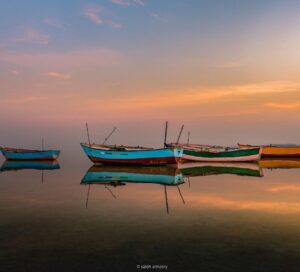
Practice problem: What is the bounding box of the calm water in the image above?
[1,156,300,272]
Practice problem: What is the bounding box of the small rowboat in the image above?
[166,144,262,162]
[0,147,60,161]
[81,165,184,186]
[179,162,263,177]
[80,143,183,165]
[238,143,300,158]
[0,160,60,172]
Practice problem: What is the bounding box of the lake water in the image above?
[1,156,300,272]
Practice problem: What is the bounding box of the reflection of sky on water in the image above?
[1,159,300,271]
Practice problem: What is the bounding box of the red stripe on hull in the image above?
[262,154,300,158]
[5,156,58,161]
[88,156,179,165]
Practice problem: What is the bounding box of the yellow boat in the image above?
[259,159,300,169]
[238,143,300,158]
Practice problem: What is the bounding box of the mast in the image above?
[176,125,184,144]
[86,122,91,146]
[102,127,117,145]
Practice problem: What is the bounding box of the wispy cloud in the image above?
[111,0,144,7]
[265,102,300,109]
[84,5,103,25]
[111,0,130,7]
[212,60,244,68]
[0,47,122,69]
[47,72,72,80]
[43,17,66,29]
[16,27,49,45]
[133,0,144,6]
[150,12,159,18]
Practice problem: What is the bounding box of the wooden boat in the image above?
[238,143,300,158]
[179,162,263,177]
[166,143,261,162]
[0,160,60,171]
[81,165,184,186]
[0,147,60,161]
[80,143,183,165]
[259,159,300,169]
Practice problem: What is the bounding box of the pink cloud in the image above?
[16,27,49,45]
[47,72,72,80]
[84,5,103,25]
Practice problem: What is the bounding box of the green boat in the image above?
[167,144,262,162]
[179,162,263,177]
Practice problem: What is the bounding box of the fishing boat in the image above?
[238,143,300,158]
[167,144,261,162]
[259,158,300,169]
[81,165,184,186]
[80,143,182,165]
[0,160,60,172]
[179,162,263,177]
[0,147,60,161]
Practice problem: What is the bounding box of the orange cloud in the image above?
[265,102,300,109]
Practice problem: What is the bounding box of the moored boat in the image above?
[238,143,300,158]
[80,143,183,165]
[0,147,60,161]
[167,144,261,162]
[179,162,263,177]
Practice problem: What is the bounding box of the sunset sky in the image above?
[1,0,300,150]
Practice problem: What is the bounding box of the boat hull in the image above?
[238,144,300,158]
[80,144,183,165]
[1,149,60,161]
[182,147,261,162]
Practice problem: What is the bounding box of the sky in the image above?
[1,0,300,150]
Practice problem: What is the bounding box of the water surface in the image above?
[1,157,300,272]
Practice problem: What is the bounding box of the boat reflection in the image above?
[81,166,185,213]
[0,160,60,183]
[0,160,60,171]
[259,159,300,169]
[179,162,263,177]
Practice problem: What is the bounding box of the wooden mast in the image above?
[176,125,184,144]
[102,127,117,145]
[86,122,91,146]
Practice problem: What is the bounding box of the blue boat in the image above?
[0,160,60,172]
[81,165,184,186]
[0,147,60,161]
[80,143,182,165]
